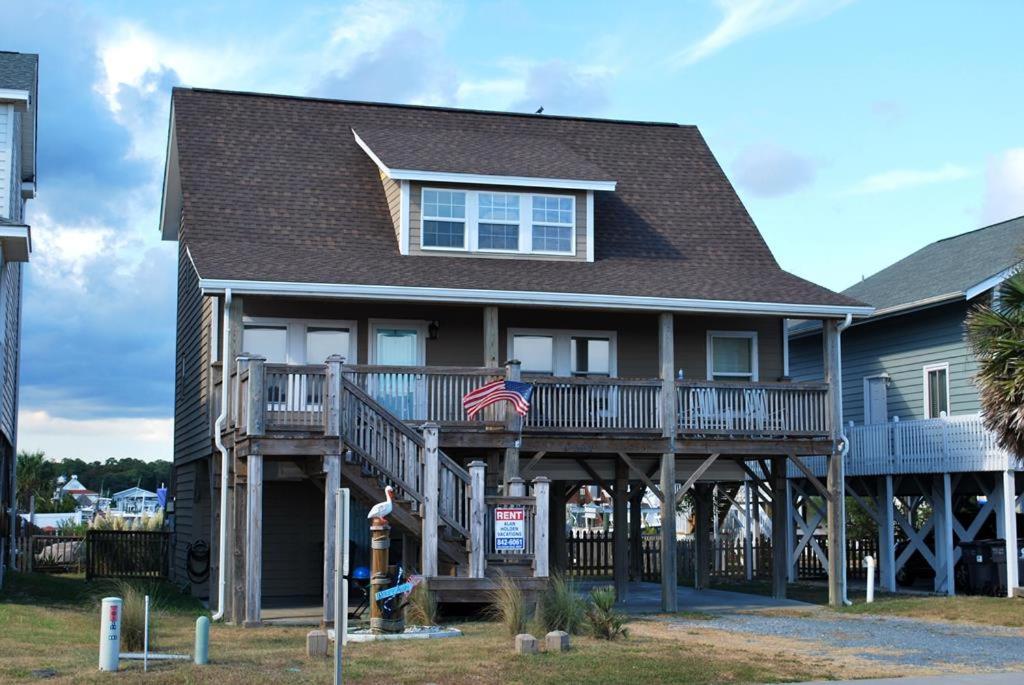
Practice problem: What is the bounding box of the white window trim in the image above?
[507,327,617,377]
[399,180,410,255]
[420,187,576,257]
[420,188,468,252]
[368,319,429,366]
[475,191,524,253]
[706,331,759,382]
[242,316,359,365]
[922,362,950,419]
[585,190,594,262]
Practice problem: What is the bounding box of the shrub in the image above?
[106,580,159,651]
[584,586,628,640]
[405,582,437,626]
[536,573,586,635]
[488,574,529,636]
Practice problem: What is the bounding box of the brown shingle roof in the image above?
[352,125,614,183]
[171,88,863,310]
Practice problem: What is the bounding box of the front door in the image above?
[371,323,426,419]
[864,376,888,424]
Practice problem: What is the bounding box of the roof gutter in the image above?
[198,278,873,319]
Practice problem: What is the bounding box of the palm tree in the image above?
[966,270,1024,458]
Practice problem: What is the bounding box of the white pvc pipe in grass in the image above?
[865,555,876,603]
[212,288,233,621]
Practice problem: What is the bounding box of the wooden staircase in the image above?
[338,378,472,573]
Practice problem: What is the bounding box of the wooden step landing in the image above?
[425,576,549,604]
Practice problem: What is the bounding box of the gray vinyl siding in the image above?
[790,300,980,426]
[0,260,21,444]
[170,460,211,595]
[8,110,20,221]
[0,106,9,219]
[173,236,213,464]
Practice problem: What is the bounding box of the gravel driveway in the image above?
[663,611,1024,671]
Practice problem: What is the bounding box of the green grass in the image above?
[0,572,856,684]
[839,595,1024,627]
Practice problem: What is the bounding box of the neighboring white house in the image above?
[110,486,160,515]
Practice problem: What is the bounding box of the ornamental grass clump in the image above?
[108,580,158,651]
[536,573,586,635]
[405,582,438,626]
[488,573,529,636]
[584,586,628,640]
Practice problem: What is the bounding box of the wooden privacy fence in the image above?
[16,535,85,573]
[568,531,876,583]
[85,530,171,580]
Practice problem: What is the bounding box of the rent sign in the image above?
[494,506,526,552]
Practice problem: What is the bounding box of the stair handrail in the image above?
[339,377,471,537]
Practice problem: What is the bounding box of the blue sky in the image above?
[8,0,1024,461]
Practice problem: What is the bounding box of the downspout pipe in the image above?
[212,288,232,621]
[836,313,853,606]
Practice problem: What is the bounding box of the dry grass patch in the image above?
[0,572,926,684]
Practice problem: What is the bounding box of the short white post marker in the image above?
[99,597,123,672]
[864,555,876,603]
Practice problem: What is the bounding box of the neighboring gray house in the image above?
[0,51,36,588]
[790,216,1023,597]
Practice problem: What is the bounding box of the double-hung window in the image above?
[706,331,759,382]
[531,195,574,253]
[422,189,467,249]
[420,188,575,255]
[478,192,520,250]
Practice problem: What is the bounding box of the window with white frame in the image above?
[422,189,467,249]
[923,363,949,418]
[706,331,759,382]
[531,195,574,253]
[420,188,575,255]
[510,329,616,377]
[242,318,358,365]
[478,192,520,250]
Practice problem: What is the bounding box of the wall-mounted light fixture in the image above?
[428,321,440,341]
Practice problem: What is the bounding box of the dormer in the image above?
[353,126,616,262]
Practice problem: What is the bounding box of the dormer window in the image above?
[532,196,574,254]
[422,189,467,249]
[420,187,576,256]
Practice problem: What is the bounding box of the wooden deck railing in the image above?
[222,360,832,440]
[525,376,662,432]
[677,380,830,438]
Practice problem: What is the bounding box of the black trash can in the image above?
[959,539,1006,596]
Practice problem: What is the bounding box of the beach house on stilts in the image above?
[160,87,871,624]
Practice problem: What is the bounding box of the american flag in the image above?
[463,380,533,418]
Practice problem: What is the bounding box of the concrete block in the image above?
[306,630,329,658]
[545,630,570,652]
[514,633,538,655]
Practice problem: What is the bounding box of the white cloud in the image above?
[19,410,173,461]
[981,147,1024,224]
[732,142,817,197]
[843,163,972,195]
[671,0,854,68]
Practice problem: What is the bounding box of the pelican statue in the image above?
[367,485,395,523]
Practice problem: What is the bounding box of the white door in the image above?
[371,323,426,419]
[864,376,888,424]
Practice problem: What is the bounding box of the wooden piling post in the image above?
[503,361,523,486]
[469,461,487,578]
[422,423,439,578]
[244,454,263,627]
[533,477,550,578]
[613,459,629,601]
[369,521,393,633]
[322,453,341,625]
[658,312,678,612]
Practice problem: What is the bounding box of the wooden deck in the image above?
[216,362,834,456]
